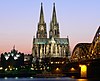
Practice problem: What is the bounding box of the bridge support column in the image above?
[79,65,87,78]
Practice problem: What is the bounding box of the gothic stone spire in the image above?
[36,3,47,38]
[39,3,45,24]
[49,3,60,38]
[52,3,57,24]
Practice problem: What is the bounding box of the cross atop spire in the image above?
[39,2,45,24]
[13,45,15,50]
[52,3,57,24]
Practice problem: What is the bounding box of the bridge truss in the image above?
[71,26,100,62]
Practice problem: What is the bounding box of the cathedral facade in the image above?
[32,3,70,60]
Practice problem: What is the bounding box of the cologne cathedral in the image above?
[32,3,70,61]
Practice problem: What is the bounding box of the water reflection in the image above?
[1,77,99,81]
[4,77,8,80]
[77,79,88,81]
[15,77,18,79]
[30,77,33,79]
[1,77,76,81]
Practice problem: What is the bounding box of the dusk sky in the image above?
[0,0,100,54]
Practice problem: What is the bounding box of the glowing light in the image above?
[79,64,82,67]
[5,56,9,60]
[47,67,49,69]
[51,62,53,64]
[15,77,18,79]
[71,76,75,78]
[11,53,14,56]
[79,65,87,78]
[16,68,18,70]
[56,68,60,72]
[40,68,42,70]
[8,66,10,68]
[0,67,3,70]
[4,77,8,80]
[77,79,88,81]
[8,54,10,57]
[87,63,90,66]
[31,68,34,70]
[62,61,64,64]
[5,68,7,71]
[16,54,20,57]
[30,77,33,79]
[70,67,75,72]
[32,64,34,67]
[10,68,12,71]
[14,56,18,60]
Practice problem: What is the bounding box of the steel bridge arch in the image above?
[71,26,100,62]
[71,43,91,62]
[89,26,100,58]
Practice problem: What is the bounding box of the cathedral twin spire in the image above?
[39,3,45,24]
[49,3,60,38]
[52,3,57,25]
[36,3,47,38]
[36,3,60,38]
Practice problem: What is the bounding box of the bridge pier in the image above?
[87,59,100,78]
[66,62,88,78]
[79,64,87,78]
[68,59,100,78]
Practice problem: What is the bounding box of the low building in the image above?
[24,54,32,66]
[1,46,24,69]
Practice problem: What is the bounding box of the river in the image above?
[0,77,99,81]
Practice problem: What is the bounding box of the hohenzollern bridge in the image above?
[68,26,100,78]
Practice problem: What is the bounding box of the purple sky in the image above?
[0,0,100,54]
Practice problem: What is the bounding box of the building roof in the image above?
[55,38,69,45]
[34,38,49,44]
[33,38,69,45]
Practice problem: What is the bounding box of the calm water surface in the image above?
[0,77,99,81]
